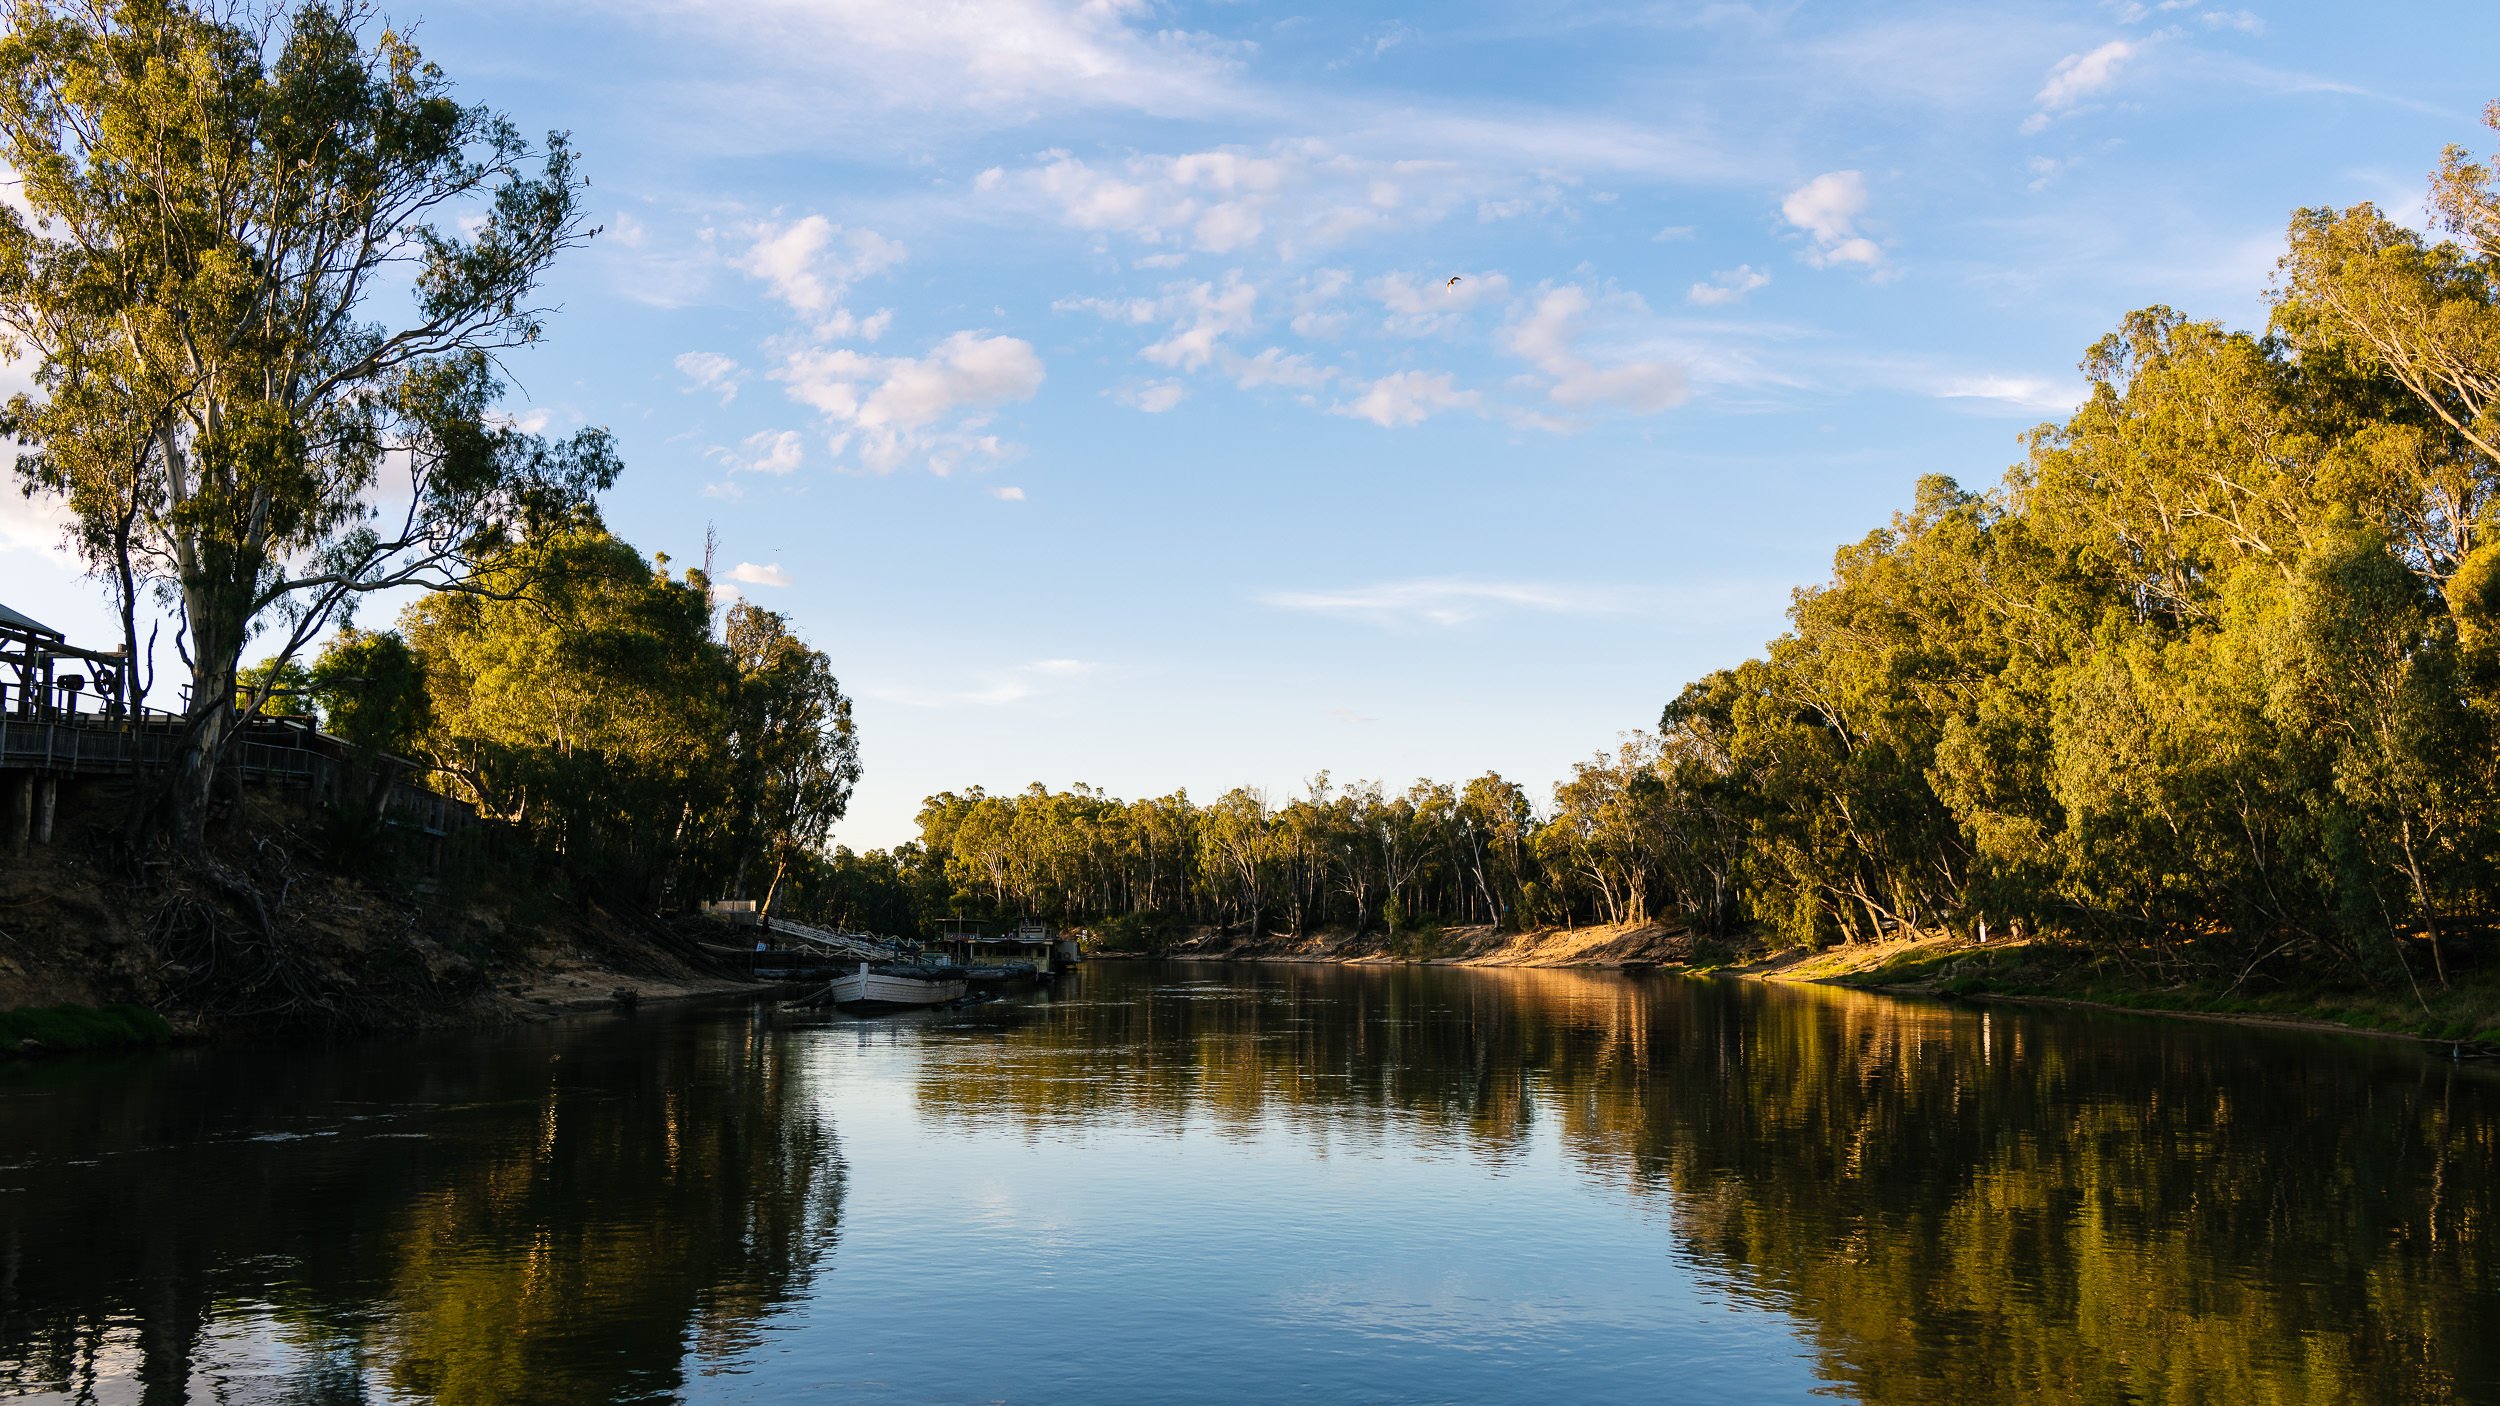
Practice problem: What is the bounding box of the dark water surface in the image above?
[2,962,2496,1404]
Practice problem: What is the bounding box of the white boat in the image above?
[827,960,967,1011]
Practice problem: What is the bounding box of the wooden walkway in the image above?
[0,607,476,845]
[0,710,476,841]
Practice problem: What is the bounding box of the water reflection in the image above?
[0,965,2493,1403]
[916,963,2500,1404]
[0,1004,841,1403]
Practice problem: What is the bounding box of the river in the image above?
[0,961,2493,1403]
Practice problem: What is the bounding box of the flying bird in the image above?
[1445,275,1462,289]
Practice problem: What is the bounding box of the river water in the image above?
[1,961,2494,1404]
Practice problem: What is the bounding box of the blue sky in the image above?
[5,0,2495,849]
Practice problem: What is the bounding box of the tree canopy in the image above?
[0,0,607,841]
[791,110,2500,1003]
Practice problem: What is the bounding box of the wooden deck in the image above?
[0,608,477,844]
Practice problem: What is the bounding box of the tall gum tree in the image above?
[0,0,608,846]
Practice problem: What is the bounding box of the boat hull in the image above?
[828,967,968,1010]
[962,961,1045,985]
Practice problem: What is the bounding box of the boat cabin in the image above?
[922,918,1061,978]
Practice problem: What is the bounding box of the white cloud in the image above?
[2035,40,2137,111]
[1499,286,1688,415]
[868,657,1098,708]
[1687,265,1770,306]
[1116,379,1189,412]
[1781,171,1882,267]
[1264,576,1781,630]
[1141,274,1258,371]
[1224,346,1336,390]
[0,353,80,574]
[1263,578,1631,628]
[1033,151,1160,234]
[0,484,79,569]
[1476,192,1552,222]
[1061,275,1257,374]
[1054,293,1161,325]
[675,350,743,404]
[486,408,552,435]
[736,215,906,316]
[1933,373,2087,414]
[1010,146,1312,255]
[714,428,805,475]
[992,485,1027,501]
[1288,268,1354,339]
[776,330,1045,473]
[2200,9,2263,34]
[984,142,1517,262]
[1368,270,1511,337]
[621,0,1245,123]
[1333,370,1479,428]
[729,561,792,587]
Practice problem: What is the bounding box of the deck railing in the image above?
[0,683,478,837]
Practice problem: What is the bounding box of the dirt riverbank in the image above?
[0,779,771,1043]
[1138,919,1709,968]
[1131,922,2500,1050]
[1721,932,2500,1050]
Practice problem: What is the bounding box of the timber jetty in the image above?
[699,900,919,977]
[0,605,473,850]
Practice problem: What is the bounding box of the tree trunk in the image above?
[762,855,789,918]
[169,657,237,849]
[2399,817,2450,990]
[166,544,262,848]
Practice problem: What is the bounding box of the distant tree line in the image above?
[776,753,1766,950]
[798,113,2500,996]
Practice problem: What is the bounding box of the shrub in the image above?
[0,1004,173,1056]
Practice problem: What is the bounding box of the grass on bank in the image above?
[0,1003,174,1056]
[1830,939,2500,1045]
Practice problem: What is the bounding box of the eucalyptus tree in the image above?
[0,0,605,844]
[401,519,733,902]
[1455,773,1533,929]
[307,625,428,824]
[721,602,860,912]
[1269,775,1337,934]
[2276,106,2500,493]
[1199,787,1275,935]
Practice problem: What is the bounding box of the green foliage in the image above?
[815,110,2500,992]
[235,656,314,719]
[816,766,1661,943]
[1609,112,2500,986]
[397,515,857,910]
[310,629,432,761]
[1094,911,1187,952]
[0,0,607,842]
[0,1003,172,1055]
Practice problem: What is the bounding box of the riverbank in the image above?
[0,779,771,1047]
[1722,932,2500,1050]
[1138,919,1712,968]
[1128,918,2500,1049]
